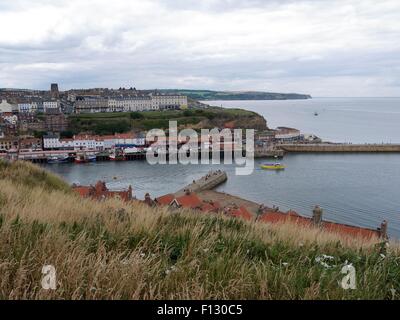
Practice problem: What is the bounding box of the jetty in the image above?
[278,143,400,153]
[176,170,227,196]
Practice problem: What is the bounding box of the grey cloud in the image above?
[0,0,400,96]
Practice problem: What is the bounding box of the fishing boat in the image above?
[87,154,97,162]
[47,154,70,164]
[109,149,126,161]
[74,154,87,164]
[261,163,286,170]
[75,153,97,163]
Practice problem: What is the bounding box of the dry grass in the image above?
[0,160,399,300]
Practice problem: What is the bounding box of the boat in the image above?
[314,111,319,116]
[87,154,97,162]
[109,149,126,161]
[75,153,97,163]
[74,154,88,164]
[261,163,286,170]
[47,154,70,164]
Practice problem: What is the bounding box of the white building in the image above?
[43,135,62,149]
[0,99,15,113]
[151,94,188,110]
[18,102,39,113]
[43,101,61,113]
[108,97,153,112]
[72,135,104,151]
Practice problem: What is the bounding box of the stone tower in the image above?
[50,83,59,99]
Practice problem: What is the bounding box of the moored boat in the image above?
[261,163,286,170]
[47,154,70,164]
[109,149,126,161]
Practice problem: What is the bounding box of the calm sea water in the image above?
[207,97,400,143]
[44,98,400,238]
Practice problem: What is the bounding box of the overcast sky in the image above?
[1,0,399,96]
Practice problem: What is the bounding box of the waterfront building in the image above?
[59,138,74,150]
[72,134,105,151]
[19,137,42,151]
[0,137,19,151]
[43,134,62,150]
[274,127,301,142]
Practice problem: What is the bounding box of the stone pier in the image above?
[176,170,227,196]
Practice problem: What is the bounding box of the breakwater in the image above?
[176,170,228,196]
[278,144,400,153]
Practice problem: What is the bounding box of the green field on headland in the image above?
[68,107,267,135]
[0,160,399,300]
[153,89,312,100]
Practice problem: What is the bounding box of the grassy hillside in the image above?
[0,161,399,299]
[68,107,267,134]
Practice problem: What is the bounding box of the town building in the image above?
[43,100,61,113]
[17,102,39,113]
[50,83,60,99]
[72,134,104,151]
[75,97,109,113]
[0,137,19,151]
[0,99,16,113]
[151,94,188,110]
[43,134,62,150]
[108,96,153,112]
[72,181,133,202]
[274,127,301,142]
[19,137,42,151]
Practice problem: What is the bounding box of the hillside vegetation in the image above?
[155,89,312,100]
[0,161,399,300]
[68,107,267,134]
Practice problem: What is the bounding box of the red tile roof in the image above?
[174,193,203,209]
[258,210,380,239]
[73,181,132,202]
[226,206,253,221]
[155,193,175,206]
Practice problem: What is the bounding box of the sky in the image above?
[0,0,399,96]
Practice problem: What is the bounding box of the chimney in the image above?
[144,192,152,205]
[312,205,323,226]
[379,220,388,239]
[128,185,133,200]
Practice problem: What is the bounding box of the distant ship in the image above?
[314,111,319,116]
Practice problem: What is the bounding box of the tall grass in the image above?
[0,161,399,299]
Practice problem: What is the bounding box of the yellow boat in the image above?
[261,163,286,170]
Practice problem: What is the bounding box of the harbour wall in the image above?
[278,144,400,153]
[176,170,228,195]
